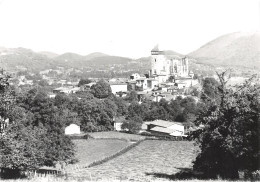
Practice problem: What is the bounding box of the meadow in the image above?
[87,131,145,141]
[68,140,198,181]
[66,139,130,170]
[1,132,255,181]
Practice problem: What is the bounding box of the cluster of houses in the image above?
[50,46,199,102]
[17,75,33,86]
[65,119,187,137]
[61,46,200,137]
[107,46,199,102]
[113,119,186,137]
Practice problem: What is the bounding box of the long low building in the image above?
[145,120,186,137]
[109,81,128,95]
[53,86,80,94]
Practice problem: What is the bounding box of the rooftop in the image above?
[136,77,146,81]
[147,120,174,128]
[146,120,184,128]
[109,81,127,85]
[150,126,174,134]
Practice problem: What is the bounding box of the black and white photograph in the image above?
[0,0,259,181]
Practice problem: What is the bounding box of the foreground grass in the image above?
[66,139,129,170]
[87,131,145,141]
[68,140,198,181]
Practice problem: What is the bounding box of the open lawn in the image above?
[87,131,145,141]
[68,140,198,181]
[66,139,129,170]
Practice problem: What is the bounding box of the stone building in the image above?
[149,45,190,82]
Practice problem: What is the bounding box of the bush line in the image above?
[86,139,145,168]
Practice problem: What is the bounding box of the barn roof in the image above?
[150,126,174,134]
[148,120,174,128]
[147,120,184,127]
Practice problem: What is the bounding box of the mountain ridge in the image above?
[188,31,260,69]
[0,31,259,72]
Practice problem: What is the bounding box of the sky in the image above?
[0,0,259,58]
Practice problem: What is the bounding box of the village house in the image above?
[113,116,125,131]
[65,124,81,135]
[109,81,128,95]
[53,86,80,95]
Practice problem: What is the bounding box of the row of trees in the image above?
[0,73,76,175]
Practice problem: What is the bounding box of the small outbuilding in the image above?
[65,124,80,135]
[113,116,125,131]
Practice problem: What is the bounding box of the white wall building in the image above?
[110,83,128,94]
[65,124,80,135]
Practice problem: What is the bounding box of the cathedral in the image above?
[149,45,192,83]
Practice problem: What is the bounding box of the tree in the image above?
[121,116,143,134]
[78,78,92,87]
[43,112,76,166]
[0,73,16,132]
[0,84,76,173]
[190,87,200,97]
[0,123,47,171]
[38,79,49,87]
[91,79,112,99]
[126,91,138,102]
[113,96,128,116]
[146,105,168,121]
[78,98,114,132]
[75,91,94,100]
[201,77,220,102]
[103,98,118,119]
[127,83,133,91]
[54,93,71,109]
[127,101,149,120]
[168,98,183,121]
[191,72,260,179]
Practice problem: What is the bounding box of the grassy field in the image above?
[66,139,129,170]
[68,140,198,181]
[1,132,254,181]
[87,131,145,141]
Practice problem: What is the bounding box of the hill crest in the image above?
[189,31,260,68]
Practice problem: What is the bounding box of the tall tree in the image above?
[91,79,112,99]
[0,83,76,173]
[78,78,92,87]
[0,73,16,133]
[126,91,138,102]
[78,98,114,132]
[121,116,143,134]
[191,73,260,179]
[201,77,220,102]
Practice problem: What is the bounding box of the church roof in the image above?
[164,54,182,60]
[151,44,160,52]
